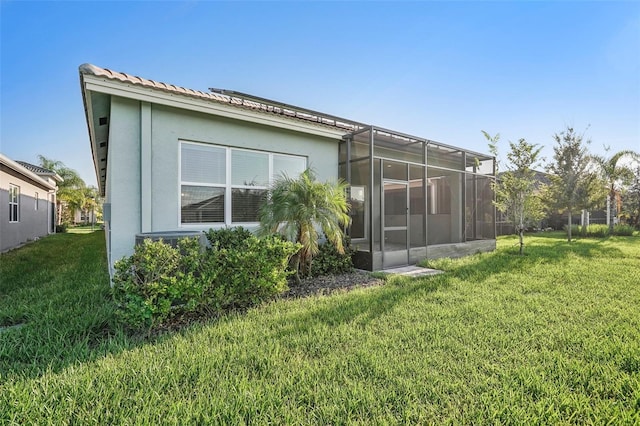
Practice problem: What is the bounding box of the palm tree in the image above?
[81,186,101,226]
[38,155,86,224]
[592,149,640,234]
[258,169,350,283]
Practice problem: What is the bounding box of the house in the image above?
[72,206,99,225]
[79,63,496,276]
[0,154,62,252]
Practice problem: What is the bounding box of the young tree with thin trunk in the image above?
[484,131,544,255]
[546,127,593,243]
[592,148,640,234]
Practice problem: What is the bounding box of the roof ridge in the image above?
[78,63,360,132]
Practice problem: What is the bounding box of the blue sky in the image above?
[2,1,639,187]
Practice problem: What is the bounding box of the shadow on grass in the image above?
[421,232,632,284]
[0,231,131,381]
[2,231,635,382]
[269,274,450,342]
[266,234,635,341]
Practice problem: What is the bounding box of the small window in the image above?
[231,188,267,222]
[35,192,39,210]
[273,154,306,180]
[232,150,269,186]
[181,185,225,223]
[181,143,226,184]
[9,184,20,222]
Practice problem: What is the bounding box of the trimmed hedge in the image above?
[112,228,299,330]
[564,223,636,238]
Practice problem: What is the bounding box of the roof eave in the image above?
[80,70,107,197]
[0,153,58,191]
[80,72,349,141]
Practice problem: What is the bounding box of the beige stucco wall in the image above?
[104,96,341,272]
[0,167,54,252]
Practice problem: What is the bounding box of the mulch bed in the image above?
[281,270,385,299]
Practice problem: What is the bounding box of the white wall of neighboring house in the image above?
[0,155,57,252]
[73,208,98,224]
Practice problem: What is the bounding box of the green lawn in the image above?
[1,231,639,424]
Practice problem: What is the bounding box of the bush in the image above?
[55,223,68,233]
[564,224,581,236]
[562,224,635,238]
[112,238,205,329]
[204,227,254,250]
[612,224,634,236]
[112,228,299,330]
[205,232,300,310]
[584,224,609,238]
[309,237,355,277]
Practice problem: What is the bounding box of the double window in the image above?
[180,141,306,225]
[9,184,19,222]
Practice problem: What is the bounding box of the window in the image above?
[9,184,19,222]
[180,141,306,225]
[181,143,226,224]
[35,192,39,210]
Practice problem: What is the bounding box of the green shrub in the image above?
[309,237,355,277]
[112,238,206,329]
[584,224,609,237]
[205,233,300,310]
[564,224,581,237]
[562,224,635,238]
[55,223,68,233]
[204,227,254,250]
[612,224,634,236]
[564,224,612,238]
[112,229,299,330]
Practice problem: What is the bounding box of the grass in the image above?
[1,231,639,424]
[67,224,103,234]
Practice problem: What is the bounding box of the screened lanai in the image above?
[339,126,496,270]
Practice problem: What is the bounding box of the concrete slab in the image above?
[377,265,443,278]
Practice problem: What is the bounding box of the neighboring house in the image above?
[79,63,496,276]
[72,207,99,225]
[0,154,62,252]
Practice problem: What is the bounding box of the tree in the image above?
[484,132,544,254]
[81,186,102,226]
[592,148,640,234]
[620,165,640,228]
[546,127,594,242]
[258,169,350,283]
[38,155,86,225]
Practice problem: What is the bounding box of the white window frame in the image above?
[9,184,20,223]
[179,140,306,227]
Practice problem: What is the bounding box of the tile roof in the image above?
[0,154,60,189]
[79,63,361,132]
[16,161,56,175]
